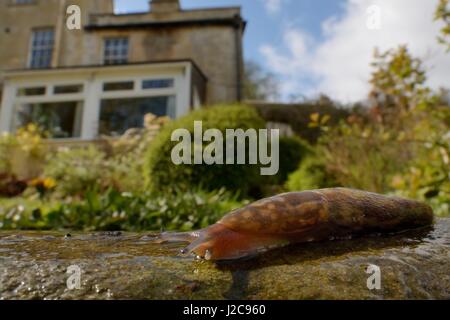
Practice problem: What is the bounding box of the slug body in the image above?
[158,188,434,261]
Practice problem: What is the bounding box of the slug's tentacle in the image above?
[180,236,211,256]
[154,230,202,244]
[154,229,215,258]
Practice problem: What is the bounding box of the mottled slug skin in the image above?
[158,188,434,261]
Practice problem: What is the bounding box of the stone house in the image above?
[0,0,245,140]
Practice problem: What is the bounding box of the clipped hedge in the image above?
[144,105,266,197]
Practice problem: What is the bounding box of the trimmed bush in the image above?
[144,105,266,197]
[286,156,339,191]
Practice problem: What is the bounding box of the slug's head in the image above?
[181,223,288,262]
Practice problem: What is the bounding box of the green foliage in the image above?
[0,189,244,232]
[43,114,168,197]
[44,146,106,197]
[0,197,59,230]
[0,124,47,180]
[144,105,266,197]
[0,133,16,174]
[103,115,169,193]
[390,106,450,216]
[317,121,413,193]
[286,156,338,191]
[252,98,349,143]
[244,60,280,101]
[370,45,432,114]
[435,0,450,51]
[303,46,450,216]
[273,137,312,185]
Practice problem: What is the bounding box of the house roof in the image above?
[85,7,246,31]
[4,59,208,82]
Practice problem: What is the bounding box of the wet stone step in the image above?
[0,218,449,300]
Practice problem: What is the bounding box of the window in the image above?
[99,96,175,136]
[103,37,129,65]
[13,0,34,4]
[142,79,174,89]
[15,101,83,138]
[103,81,134,91]
[29,29,54,69]
[17,87,46,96]
[54,84,83,94]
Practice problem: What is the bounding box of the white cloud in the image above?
[262,0,284,15]
[260,0,450,103]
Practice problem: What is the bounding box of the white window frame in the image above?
[98,75,177,100]
[0,62,193,141]
[97,74,178,135]
[11,80,87,140]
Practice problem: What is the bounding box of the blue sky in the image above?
[114,0,345,68]
[114,0,449,102]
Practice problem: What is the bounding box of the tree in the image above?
[369,45,433,121]
[308,45,449,213]
[243,60,280,101]
[435,0,450,51]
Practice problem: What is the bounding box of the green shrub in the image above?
[44,146,106,197]
[0,197,59,230]
[0,124,47,180]
[286,156,339,191]
[317,123,411,193]
[144,105,266,197]
[273,137,312,185]
[390,124,450,217]
[105,114,170,193]
[42,114,168,197]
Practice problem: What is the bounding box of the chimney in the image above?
[150,0,180,13]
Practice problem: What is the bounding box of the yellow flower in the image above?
[43,177,56,189]
[29,177,56,190]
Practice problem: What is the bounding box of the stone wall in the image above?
[0,0,113,72]
[79,25,241,105]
